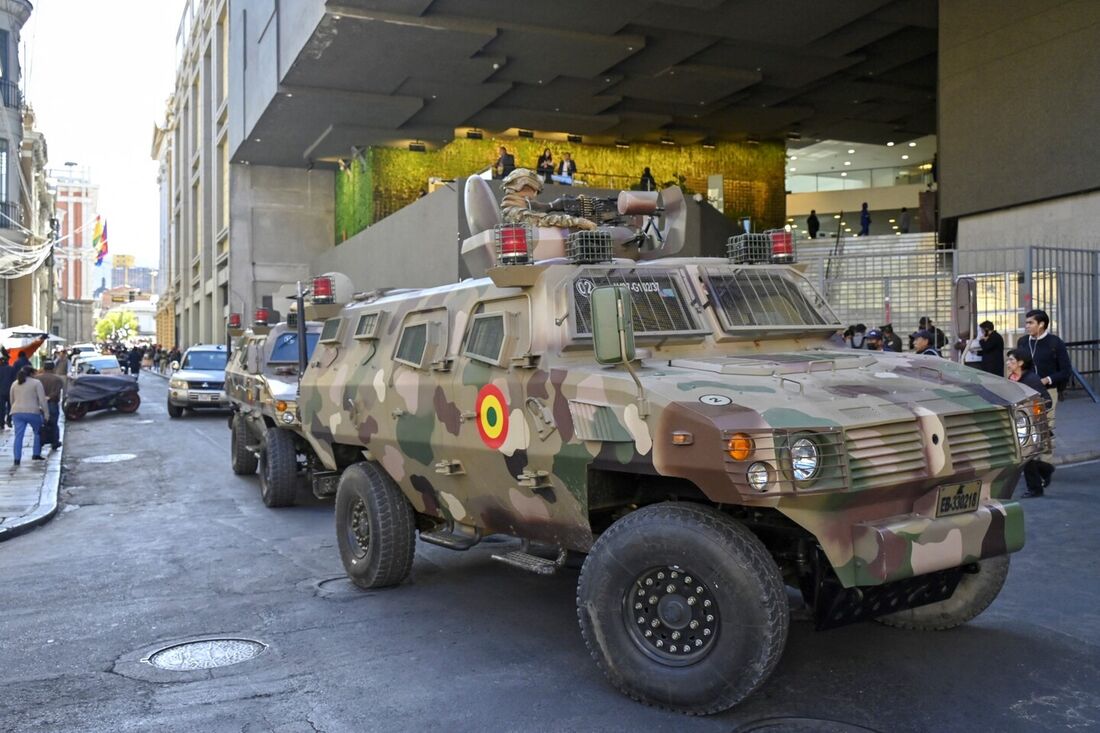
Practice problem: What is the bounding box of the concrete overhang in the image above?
[234,0,937,168]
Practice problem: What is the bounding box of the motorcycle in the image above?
[63,374,141,420]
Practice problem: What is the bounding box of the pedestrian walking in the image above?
[128,346,143,375]
[36,361,64,451]
[859,202,870,236]
[0,351,13,429]
[1016,308,1071,484]
[913,329,941,356]
[899,207,911,234]
[1006,348,1054,497]
[9,365,47,465]
[806,209,820,239]
[881,324,903,352]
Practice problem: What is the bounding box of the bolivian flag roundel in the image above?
[475,384,509,449]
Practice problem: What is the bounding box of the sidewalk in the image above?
[1050,393,1100,465]
[0,412,65,541]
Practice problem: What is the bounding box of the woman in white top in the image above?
[9,366,47,464]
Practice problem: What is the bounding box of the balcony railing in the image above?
[787,164,933,194]
[0,201,23,229]
[0,79,21,110]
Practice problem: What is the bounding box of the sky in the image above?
[22,0,187,269]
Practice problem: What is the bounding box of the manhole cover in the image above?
[82,453,137,464]
[146,638,266,670]
[735,719,882,733]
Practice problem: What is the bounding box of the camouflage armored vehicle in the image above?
[225,275,354,507]
[297,181,1049,714]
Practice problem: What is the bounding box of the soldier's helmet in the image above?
[502,168,543,194]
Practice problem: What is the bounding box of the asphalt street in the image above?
[0,372,1097,732]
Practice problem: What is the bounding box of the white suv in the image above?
[167,344,230,417]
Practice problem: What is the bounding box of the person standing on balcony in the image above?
[556,152,577,184]
[639,167,657,191]
[493,146,515,179]
[536,148,555,184]
[899,207,911,233]
[806,209,819,239]
[859,202,871,236]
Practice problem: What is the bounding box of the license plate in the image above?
[936,481,982,517]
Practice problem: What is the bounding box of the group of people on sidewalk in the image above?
[0,347,63,466]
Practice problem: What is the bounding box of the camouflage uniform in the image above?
[499,168,596,231]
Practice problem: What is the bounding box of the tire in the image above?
[64,402,88,421]
[258,428,298,507]
[334,462,416,589]
[577,502,789,715]
[230,414,258,475]
[876,555,1010,631]
[167,402,184,418]
[116,392,140,413]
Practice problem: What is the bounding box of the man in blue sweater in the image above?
[1016,308,1072,491]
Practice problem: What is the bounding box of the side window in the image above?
[461,297,530,368]
[393,308,447,370]
[319,317,344,344]
[464,314,506,366]
[394,324,428,367]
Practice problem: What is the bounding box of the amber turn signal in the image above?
[276,401,288,412]
[1031,401,1043,416]
[727,433,754,461]
[671,431,694,446]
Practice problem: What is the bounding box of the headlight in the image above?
[169,378,187,389]
[747,462,770,492]
[1014,410,1032,446]
[790,436,820,481]
[281,412,296,425]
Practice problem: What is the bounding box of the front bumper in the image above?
[846,499,1024,587]
[169,389,230,408]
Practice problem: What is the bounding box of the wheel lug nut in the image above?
[645,578,653,586]
[704,599,712,608]
[703,628,711,636]
[651,619,659,628]
[656,640,663,647]
[657,572,665,580]
[668,644,677,652]
[695,639,703,647]
[644,630,652,637]
[670,571,678,579]
[666,584,676,593]
[696,586,703,594]
[637,589,644,596]
[685,576,692,584]
[635,602,642,610]
[671,631,680,640]
[637,616,645,624]
[706,614,714,622]
[689,620,699,629]
[649,595,658,605]
[687,596,696,606]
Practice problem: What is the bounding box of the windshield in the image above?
[267,332,320,364]
[572,267,703,337]
[181,350,228,371]
[702,267,840,329]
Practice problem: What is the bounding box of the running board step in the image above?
[491,549,564,576]
[419,524,481,550]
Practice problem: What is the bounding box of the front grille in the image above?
[945,409,1016,472]
[187,381,224,390]
[845,420,927,490]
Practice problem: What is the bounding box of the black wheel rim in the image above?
[622,565,720,667]
[345,499,369,560]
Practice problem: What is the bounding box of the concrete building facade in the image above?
[155,0,233,348]
[51,166,99,301]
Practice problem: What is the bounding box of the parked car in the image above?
[73,355,124,376]
[167,344,230,418]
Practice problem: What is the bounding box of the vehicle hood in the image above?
[174,368,226,384]
[642,350,1036,425]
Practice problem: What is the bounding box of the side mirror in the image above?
[591,285,636,365]
[170,360,180,371]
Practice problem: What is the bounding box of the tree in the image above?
[95,310,139,344]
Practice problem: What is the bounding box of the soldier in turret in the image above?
[499,168,597,231]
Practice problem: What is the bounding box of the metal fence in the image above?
[805,238,1100,394]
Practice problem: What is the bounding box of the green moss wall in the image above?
[334,136,785,244]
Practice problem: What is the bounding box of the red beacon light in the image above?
[254,307,270,325]
[496,225,531,265]
[227,312,242,329]
[311,275,335,304]
[769,227,794,263]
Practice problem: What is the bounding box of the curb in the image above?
[0,411,66,543]
[1053,451,1100,466]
